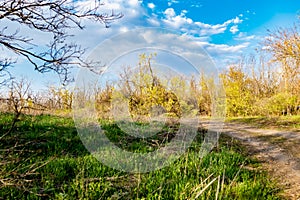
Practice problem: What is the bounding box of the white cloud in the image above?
[163,16,193,29]
[182,10,188,14]
[191,4,202,8]
[147,18,160,26]
[232,16,243,24]
[230,25,239,34]
[127,0,141,7]
[2,0,255,88]
[188,39,250,55]
[235,32,257,41]
[77,0,144,20]
[164,8,176,18]
[167,0,179,6]
[119,26,129,33]
[161,10,244,36]
[148,31,249,69]
[147,3,155,9]
[195,22,227,35]
[205,42,250,54]
[162,8,194,28]
[70,0,148,46]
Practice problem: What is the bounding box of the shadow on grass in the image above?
[0,113,281,200]
[227,115,300,130]
[0,113,89,158]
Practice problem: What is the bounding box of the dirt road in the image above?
[201,121,300,199]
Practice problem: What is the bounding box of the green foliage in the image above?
[48,86,74,110]
[197,73,213,116]
[220,59,300,117]
[265,93,298,115]
[115,53,183,122]
[129,85,181,121]
[95,84,114,120]
[220,66,254,117]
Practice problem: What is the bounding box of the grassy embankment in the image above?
[0,113,281,199]
[226,115,300,130]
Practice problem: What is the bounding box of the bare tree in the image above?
[0,0,123,84]
[263,23,300,94]
[0,78,32,139]
[264,24,300,64]
[263,20,300,114]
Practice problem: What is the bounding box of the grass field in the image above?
[0,113,281,199]
[226,115,300,130]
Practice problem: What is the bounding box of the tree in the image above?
[0,0,123,83]
[220,65,254,116]
[115,53,182,122]
[95,83,114,120]
[264,23,300,94]
[46,86,74,110]
[263,20,300,113]
[0,78,32,139]
[197,72,213,116]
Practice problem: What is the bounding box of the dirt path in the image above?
[201,121,300,199]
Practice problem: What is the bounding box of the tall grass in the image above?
[0,113,281,199]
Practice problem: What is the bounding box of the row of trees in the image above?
[0,79,74,136]
[221,24,300,116]
[78,20,300,119]
[221,56,299,116]
[93,25,300,119]
[0,1,299,118]
[2,47,298,123]
[94,53,196,122]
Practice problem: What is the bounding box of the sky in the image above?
[1,0,300,92]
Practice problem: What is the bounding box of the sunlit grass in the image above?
[0,113,281,199]
[226,115,300,130]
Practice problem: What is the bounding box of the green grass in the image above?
[0,113,281,199]
[226,115,300,130]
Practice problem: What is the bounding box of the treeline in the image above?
[93,55,299,121]
[220,56,299,116]
[1,23,299,119]
[93,23,300,119]
[221,24,300,116]
[0,79,73,115]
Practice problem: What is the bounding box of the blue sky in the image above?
[1,0,299,92]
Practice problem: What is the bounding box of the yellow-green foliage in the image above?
[124,53,182,122]
[265,93,298,116]
[129,85,181,122]
[95,85,113,119]
[220,66,254,117]
[49,87,73,110]
[197,73,213,116]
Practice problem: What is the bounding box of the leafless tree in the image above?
[0,0,123,84]
[0,78,32,139]
[263,22,300,94]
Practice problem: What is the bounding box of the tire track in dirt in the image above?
[201,121,300,199]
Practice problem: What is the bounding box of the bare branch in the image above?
[0,58,14,85]
[0,0,123,84]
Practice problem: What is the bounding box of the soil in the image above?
[201,121,300,200]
